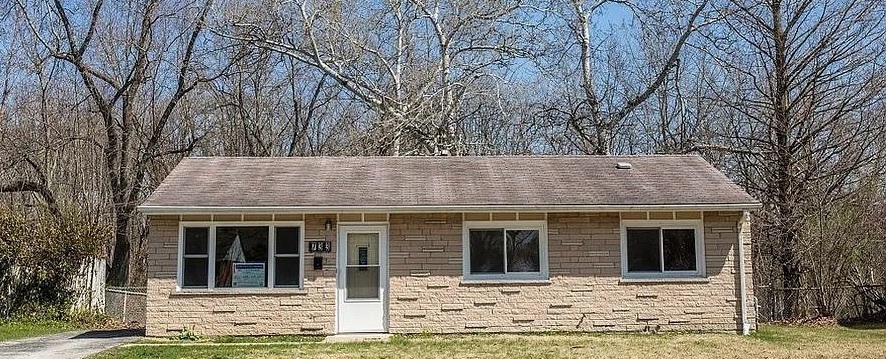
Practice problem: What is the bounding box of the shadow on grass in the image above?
[839,321,886,330]
[838,312,886,330]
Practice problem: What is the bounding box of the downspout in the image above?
[738,211,751,335]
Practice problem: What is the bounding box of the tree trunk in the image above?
[780,229,802,319]
[107,208,132,286]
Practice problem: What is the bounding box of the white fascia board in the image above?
[138,203,762,215]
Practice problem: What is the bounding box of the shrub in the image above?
[0,207,110,319]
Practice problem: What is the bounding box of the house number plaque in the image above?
[308,241,332,253]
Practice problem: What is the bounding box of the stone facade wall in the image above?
[387,212,755,333]
[145,214,338,337]
[145,211,754,336]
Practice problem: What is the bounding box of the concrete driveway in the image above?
[0,329,143,359]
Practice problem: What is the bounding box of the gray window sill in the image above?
[619,277,710,284]
[171,288,307,296]
[459,279,552,286]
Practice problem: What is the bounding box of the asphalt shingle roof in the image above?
[139,155,758,212]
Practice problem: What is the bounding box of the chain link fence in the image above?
[105,286,147,326]
[755,284,886,322]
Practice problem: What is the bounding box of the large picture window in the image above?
[621,220,704,278]
[463,221,548,281]
[178,222,303,290]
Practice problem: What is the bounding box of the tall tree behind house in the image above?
[11,0,230,285]
[701,0,886,318]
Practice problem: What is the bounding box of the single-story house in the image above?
[138,155,760,337]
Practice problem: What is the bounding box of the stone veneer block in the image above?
[513,315,535,323]
[637,314,659,321]
[474,299,497,306]
[403,311,427,318]
[549,303,573,309]
[441,304,465,311]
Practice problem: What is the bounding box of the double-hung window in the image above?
[182,227,210,288]
[462,221,548,281]
[273,227,301,287]
[178,222,304,290]
[620,220,704,278]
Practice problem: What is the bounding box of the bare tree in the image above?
[220,0,535,155]
[540,0,710,155]
[701,0,886,319]
[14,0,227,285]
[203,45,353,156]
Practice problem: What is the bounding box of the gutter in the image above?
[138,203,763,215]
[738,211,751,335]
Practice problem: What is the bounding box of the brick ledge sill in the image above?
[170,289,308,297]
[619,277,710,285]
[459,279,552,286]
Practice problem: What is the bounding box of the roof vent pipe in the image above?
[616,162,633,170]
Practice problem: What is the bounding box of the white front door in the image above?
[336,225,388,333]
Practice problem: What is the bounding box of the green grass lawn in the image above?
[0,320,82,342]
[91,324,886,359]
